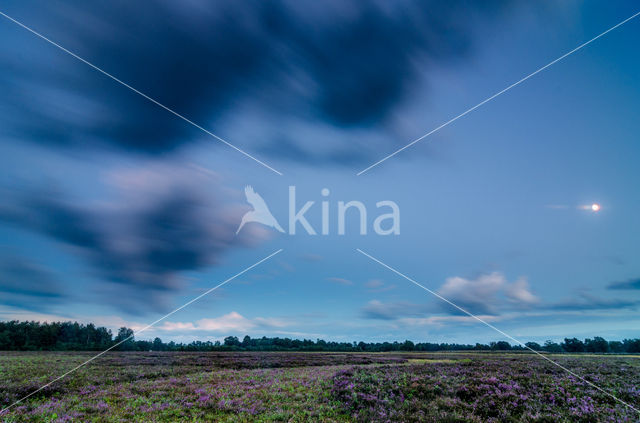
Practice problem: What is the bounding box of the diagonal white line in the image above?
[0,248,283,415]
[357,10,640,175]
[0,11,283,176]
[356,248,640,414]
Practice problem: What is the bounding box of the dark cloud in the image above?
[361,293,640,323]
[0,164,269,313]
[607,278,640,290]
[257,136,372,167]
[360,277,640,322]
[545,293,640,312]
[0,256,66,311]
[1,0,273,153]
[361,300,431,320]
[0,0,514,162]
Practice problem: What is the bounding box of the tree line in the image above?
[1,320,639,353]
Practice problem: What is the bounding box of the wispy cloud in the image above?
[545,293,640,312]
[300,253,323,262]
[360,272,539,321]
[0,257,67,311]
[0,162,270,313]
[363,279,396,293]
[160,312,289,333]
[398,314,505,327]
[361,300,431,320]
[607,278,640,290]
[327,277,353,285]
[365,279,384,289]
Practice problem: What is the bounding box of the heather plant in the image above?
[1,352,638,422]
[330,355,640,422]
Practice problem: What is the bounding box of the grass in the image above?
[1,351,639,422]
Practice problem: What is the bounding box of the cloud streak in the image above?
[327,277,353,286]
[0,0,515,164]
[361,300,431,320]
[160,312,289,333]
[0,163,268,313]
[0,257,66,311]
[545,293,640,312]
[361,272,540,321]
[607,278,640,290]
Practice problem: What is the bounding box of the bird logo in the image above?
[236,186,285,234]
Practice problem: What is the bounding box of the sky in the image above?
[1,0,639,344]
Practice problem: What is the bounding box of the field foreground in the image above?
[1,351,639,422]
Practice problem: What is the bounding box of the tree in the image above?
[136,340,152,351]
[525,342,542,351]
[543,340,563,353]
[0,331,10,350]
[224,336,240,347]
[401,340,415,351]
[562,338,585,353]
[2,320,640,354]
[491,341,511,351]
[623,338,640,353]
[584,337,608,353]
[152,337,164,351]
[115,327,135,351]
[608,341,624,353]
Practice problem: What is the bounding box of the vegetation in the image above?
[1,320,639,354]
[1,351,638,422]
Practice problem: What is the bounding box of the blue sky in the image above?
[1,0,639,344]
